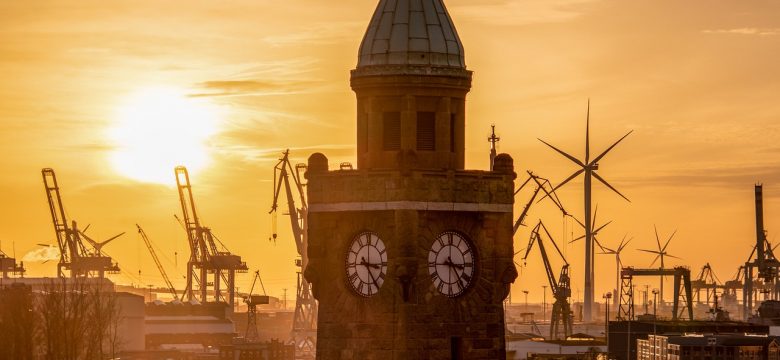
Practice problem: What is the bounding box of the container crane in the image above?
[270,150,317,356]
[522,220,573,340]
[42,168,120,278]
[175,166,247,307]
[136,224,178,300]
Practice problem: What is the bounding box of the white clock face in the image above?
[345,232,388,297]
[428,231,475,297]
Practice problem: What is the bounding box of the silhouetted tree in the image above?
[0,283,35,360]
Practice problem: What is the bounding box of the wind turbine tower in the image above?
[539,100,632,322]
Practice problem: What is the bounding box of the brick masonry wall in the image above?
[305,157,517,359]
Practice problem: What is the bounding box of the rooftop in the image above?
[357,0,465,69]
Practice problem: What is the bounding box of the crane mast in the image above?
[523,221,572,340]
[137,224,178,300]
[270,150,317,356]
[175,166,247,307]
[42,168,119,278]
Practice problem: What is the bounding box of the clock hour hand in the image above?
[360,257,381,269]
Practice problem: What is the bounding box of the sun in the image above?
[109,87,220,184]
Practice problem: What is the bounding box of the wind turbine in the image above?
[538,100,633,321]
[599,235,633,299]
[638,225,680,305]
[79,229,125,256]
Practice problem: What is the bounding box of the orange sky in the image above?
[1,0,779,303]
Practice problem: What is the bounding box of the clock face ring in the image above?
[428,231,475,297]
[345,232,387,297]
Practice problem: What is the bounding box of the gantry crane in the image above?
[270,150,317,356]
[137,224,178,300]
[522,220,573,340]
[175,166,247,307]
[244,270,269,342]
[617,266,693,321]
[42,168,120,278]
[691,263,720,305]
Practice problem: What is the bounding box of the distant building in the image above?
[506,333,606,360]
[608,320,769,360]
[637,334,780,360]
[145,301,236,350]
[218,340,294,360]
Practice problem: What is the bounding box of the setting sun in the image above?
[109,87,220,184]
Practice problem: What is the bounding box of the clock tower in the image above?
[304,0,518,358]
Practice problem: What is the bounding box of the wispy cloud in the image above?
[216,144,354,164]
[262,21,364,46]
[702,28,780,36]
[452,0,599,26]
[22,246,60,262]
[190,79,316,98]
[622,163,780,191]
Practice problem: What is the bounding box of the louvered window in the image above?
[416,112,435,151]
[382,112,401,151]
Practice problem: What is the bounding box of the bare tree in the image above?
[0,283,35,360]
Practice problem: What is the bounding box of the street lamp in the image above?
[603,293,612,346]
[652,288,659,360]
[523,290,530,313]
[542,285,548,323]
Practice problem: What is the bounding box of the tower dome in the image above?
[357,0,465,68]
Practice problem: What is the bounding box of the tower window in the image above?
[416,112,436,151]
[450,113,456,153]
[382,112,401,151]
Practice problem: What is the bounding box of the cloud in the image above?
[190,79,314,98]
[22,246,60,262]
[215,144,354,164]
[262,21,364,46]
[622,163,780,191]
[452,0,599,26]
[702,28,780,36]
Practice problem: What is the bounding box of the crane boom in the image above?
[137,224,178,300]
[269,150,317,356]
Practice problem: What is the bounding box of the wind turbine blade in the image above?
[637,249,661,254]
[619,236,633,252]
[590,130,633,166]
[592,172,630,202]
[570,216,586,230]
[37,243,50,247]
[538,138,585,167]
[102,232,126,246]
[539,168,586,204]
[593,220,613,235]
[654,225,662,251]
[592,204,598,230]
[551,169,586,194]
[83,224,91,233]
[585,98,591,164]
[650,254,661,267]
[665,254,683,260]
[570,234,586,243]
[662,229,678,252]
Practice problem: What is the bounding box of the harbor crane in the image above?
[175,166,247,307]
[244,270,269,342]
[270,150,317,356]
[136,224,178,300]
[42,168,120,278]
[743,184,780,318]
[522,220,573,340]
[617,266,693,321]
[691,263,720,305]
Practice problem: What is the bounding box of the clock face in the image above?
[345,232,388,297]
[428,231,475,297]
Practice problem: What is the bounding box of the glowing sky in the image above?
[1,0,779,303]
